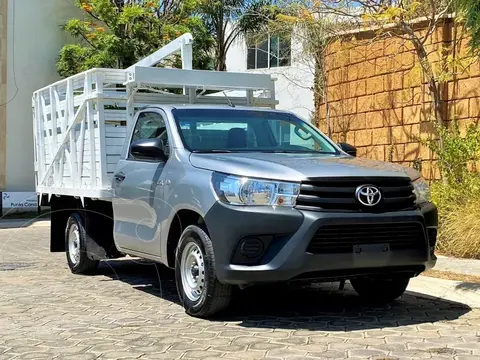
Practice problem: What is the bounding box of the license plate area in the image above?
[353,244,390,254]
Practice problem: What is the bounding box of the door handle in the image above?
[114,173,126,182]
[156,179,171,186]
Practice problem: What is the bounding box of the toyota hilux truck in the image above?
[33,36,437,317]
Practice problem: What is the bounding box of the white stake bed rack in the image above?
[32,34,278,201]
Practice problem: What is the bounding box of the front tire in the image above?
[351,276,410,303]
[175,225,232,317]
[65,213,99,274]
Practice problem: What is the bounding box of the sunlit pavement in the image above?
[0,226,479,360]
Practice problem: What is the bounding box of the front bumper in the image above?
[204,202,438,285]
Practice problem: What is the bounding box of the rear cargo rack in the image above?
[32,34,277,201]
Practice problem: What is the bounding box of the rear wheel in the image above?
[175,225,232,317]
[351,276,410,303]
[65,213,99,274]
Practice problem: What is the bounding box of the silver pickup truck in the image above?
[48,105,437,317]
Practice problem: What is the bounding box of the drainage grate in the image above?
[0,263,32,271]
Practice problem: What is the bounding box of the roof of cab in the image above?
[146,104,292,114]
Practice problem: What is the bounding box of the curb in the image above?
[434,255,480,277]
[0,219,51,229]
[409,276,480,309]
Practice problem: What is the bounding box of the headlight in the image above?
[212,173,300,206]
[413,177,430,204]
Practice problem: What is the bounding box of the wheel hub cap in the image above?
[68,224,81,265]
[180,242,205,302]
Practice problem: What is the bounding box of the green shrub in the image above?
[426,121,480,259]
[432,179,480,259]
[425,121,480,185]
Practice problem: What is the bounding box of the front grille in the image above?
[307,223,427,254]
[296,177,416,212]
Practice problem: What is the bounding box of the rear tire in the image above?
[65,212,99,274]
[351,276,410,303]
[175,225,232,317]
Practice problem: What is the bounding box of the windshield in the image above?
[172,109,339,154]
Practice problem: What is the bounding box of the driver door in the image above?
[112,111,170,258]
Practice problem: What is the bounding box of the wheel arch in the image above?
[49,196,119,259]
[166,208,206,268]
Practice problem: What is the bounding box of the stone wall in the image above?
[317,19,480,180]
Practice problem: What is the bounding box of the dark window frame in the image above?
[127,111,170,162]
[247,34,291,70]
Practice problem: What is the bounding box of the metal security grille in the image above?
[296,177,416,212]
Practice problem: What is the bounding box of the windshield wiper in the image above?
[192,150,233,153]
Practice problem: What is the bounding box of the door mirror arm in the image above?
[338,142,357,157]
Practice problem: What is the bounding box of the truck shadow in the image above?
[97,259,472,331]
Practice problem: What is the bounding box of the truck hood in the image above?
[189,153,420,182]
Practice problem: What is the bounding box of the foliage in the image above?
[198,0,277,71]
[456,0,480,51]
[426,121,480,259]
[270,0,457,129]
[57,0,214,77]
[431,177,480,259]
[423,120,480,184]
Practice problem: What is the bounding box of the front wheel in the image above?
[175,225,232,317]
[350,276,410,303]
[65,213,99,274]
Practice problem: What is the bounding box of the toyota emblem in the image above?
[355,185,382,206]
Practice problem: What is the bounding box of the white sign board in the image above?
[2,192,38,210]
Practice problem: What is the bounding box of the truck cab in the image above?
[113,105,437,317]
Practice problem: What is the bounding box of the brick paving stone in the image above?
[55,354,99,360]
[306,350,346,358]
[14,353,58,360]
[328,342,365,351]
[271,337,308,345]
[248,342,280,351]
[424,336,466,344]
[267,348,308,358]
[182,350,225,359]
[1,227,480,360]
[224,350,267,359]
[347,337,385,346]
[347,348,389,357]
[210,344,247,352]
[367,343,407,353]
[99,350,145,359]
[449,342,480,351]
[309,336,345,344]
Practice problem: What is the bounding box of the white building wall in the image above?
[5,0,78,192]
[226,32,315,122]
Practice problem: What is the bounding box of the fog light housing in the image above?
[240,238,264,258]
[231,236,272,265]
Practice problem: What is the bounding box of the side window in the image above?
[130,112,169,158]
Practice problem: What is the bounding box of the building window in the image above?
[247,35,291,69]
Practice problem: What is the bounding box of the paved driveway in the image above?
[0,226,479,360]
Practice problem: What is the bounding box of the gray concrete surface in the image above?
[0,226,480,360]
[0,219,50,229]
[435,255,480,277]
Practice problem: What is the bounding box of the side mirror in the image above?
[338,142,357,157]
[130,138,168,161]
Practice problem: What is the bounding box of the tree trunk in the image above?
[215,46,227,71]
[401,22,445,128]
[416,46,445,128]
